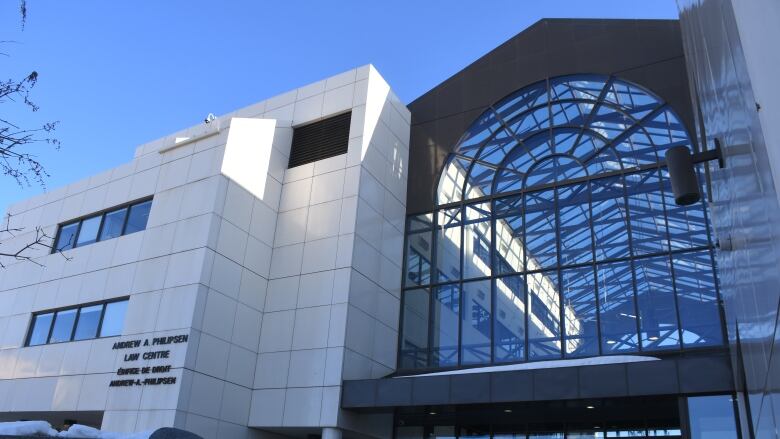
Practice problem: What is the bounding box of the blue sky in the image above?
[0,0,678,211]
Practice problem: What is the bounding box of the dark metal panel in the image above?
[533,367,579,401]
[342,354,734,411]
[677,355,734,394]
[376,378,413,406]
[627,359,680,396]
[411,375,450,405]
[341,379,376,407]
[406,18,696,214]
[579,364,629,398]
[450,373,491,404]
[490,370,534,403]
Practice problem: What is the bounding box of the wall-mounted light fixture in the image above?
[664,139,724,205]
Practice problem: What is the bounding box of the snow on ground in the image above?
[0,421,152,438]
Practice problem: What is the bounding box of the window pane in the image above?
[494,196,523,274]
[55,223,79,252]
[431,284,459,367]
[494,275,526,363]
[73,304,103,341]
[125,200,152,234]
[634,256,680,350]
[405,230,432,287]
[663,167,710,251]
[436,226,461,282]
[626,170,669,255]
[49,308,77,343]
[28,312,54,346]
[461,279,491,364]
[598,261,639,352]
[558,183,593,266]
[464,203,491,279]
[591,176,630,260]
[687,395,739,439]
[525,189,557,270]
[528,270,561,359]
[76,215,102,247]
[99,208,127,241]
[562,266,598,357]
[100,300,129,337]
[400,288,429,369]
[673,250,723,347]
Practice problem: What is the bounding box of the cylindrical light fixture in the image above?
[665,146,700,205]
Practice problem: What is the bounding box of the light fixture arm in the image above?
[664,140,724,206]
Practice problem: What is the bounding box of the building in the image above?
[0,7,777,439]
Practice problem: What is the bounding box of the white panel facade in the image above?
[0,65,409,439]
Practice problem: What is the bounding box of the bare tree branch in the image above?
[0,213,71,268]
[0,2,68,269]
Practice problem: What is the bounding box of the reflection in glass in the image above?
[591,176,630,260]
[405,230,432,287]
[558,183,592,266]
[528,270,561,359]
[634,256,680,349]
[100,300,128,337]
[494,196,523,274]
[562,267,598,357]
[687,395,739,439]
[432,284,460,367]
[55,222,79,251]
[49,308,77,343]
[125,200,152,234]
[627,170,668,255]
[73,304,103,341]
[400,288,429,369]
[76,215,101,247]
[598,261,638,352]
[28,312,54,346]
[399,75,724,371]
[524,189,557,270]
[494,276,526,363]
[464,203,491,279]
[673,250,722,347]
[100,207,127,241]
[461,279,491,364]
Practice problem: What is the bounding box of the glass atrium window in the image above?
[25,298,129,346]
[52,198,152,253]
[399,74,724,370]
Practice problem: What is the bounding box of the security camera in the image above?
[204,113,217,124]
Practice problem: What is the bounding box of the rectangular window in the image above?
[54,222,79,252]
[52,198,152,253]
[400,288,430,369]
[27,312,54,346]
[99,207,127,241]
[75,216,101,247]
[49,308,77,343]
[25,298,129,346]
[431,284,460,367]
[288,112,351,168]
[73,304,102,340]
[124,200,152,234]
[100,300,129,337]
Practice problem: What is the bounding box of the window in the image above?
[399,75,724,371]
[25,298,129,346]
[53,198,152,252]
[288,112,351,168]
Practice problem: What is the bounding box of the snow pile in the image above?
[0,421,152,438]
[0,421,59,436]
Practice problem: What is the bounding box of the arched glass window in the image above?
[400,75,724,371]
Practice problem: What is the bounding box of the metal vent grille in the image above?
[288,112,351,168]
